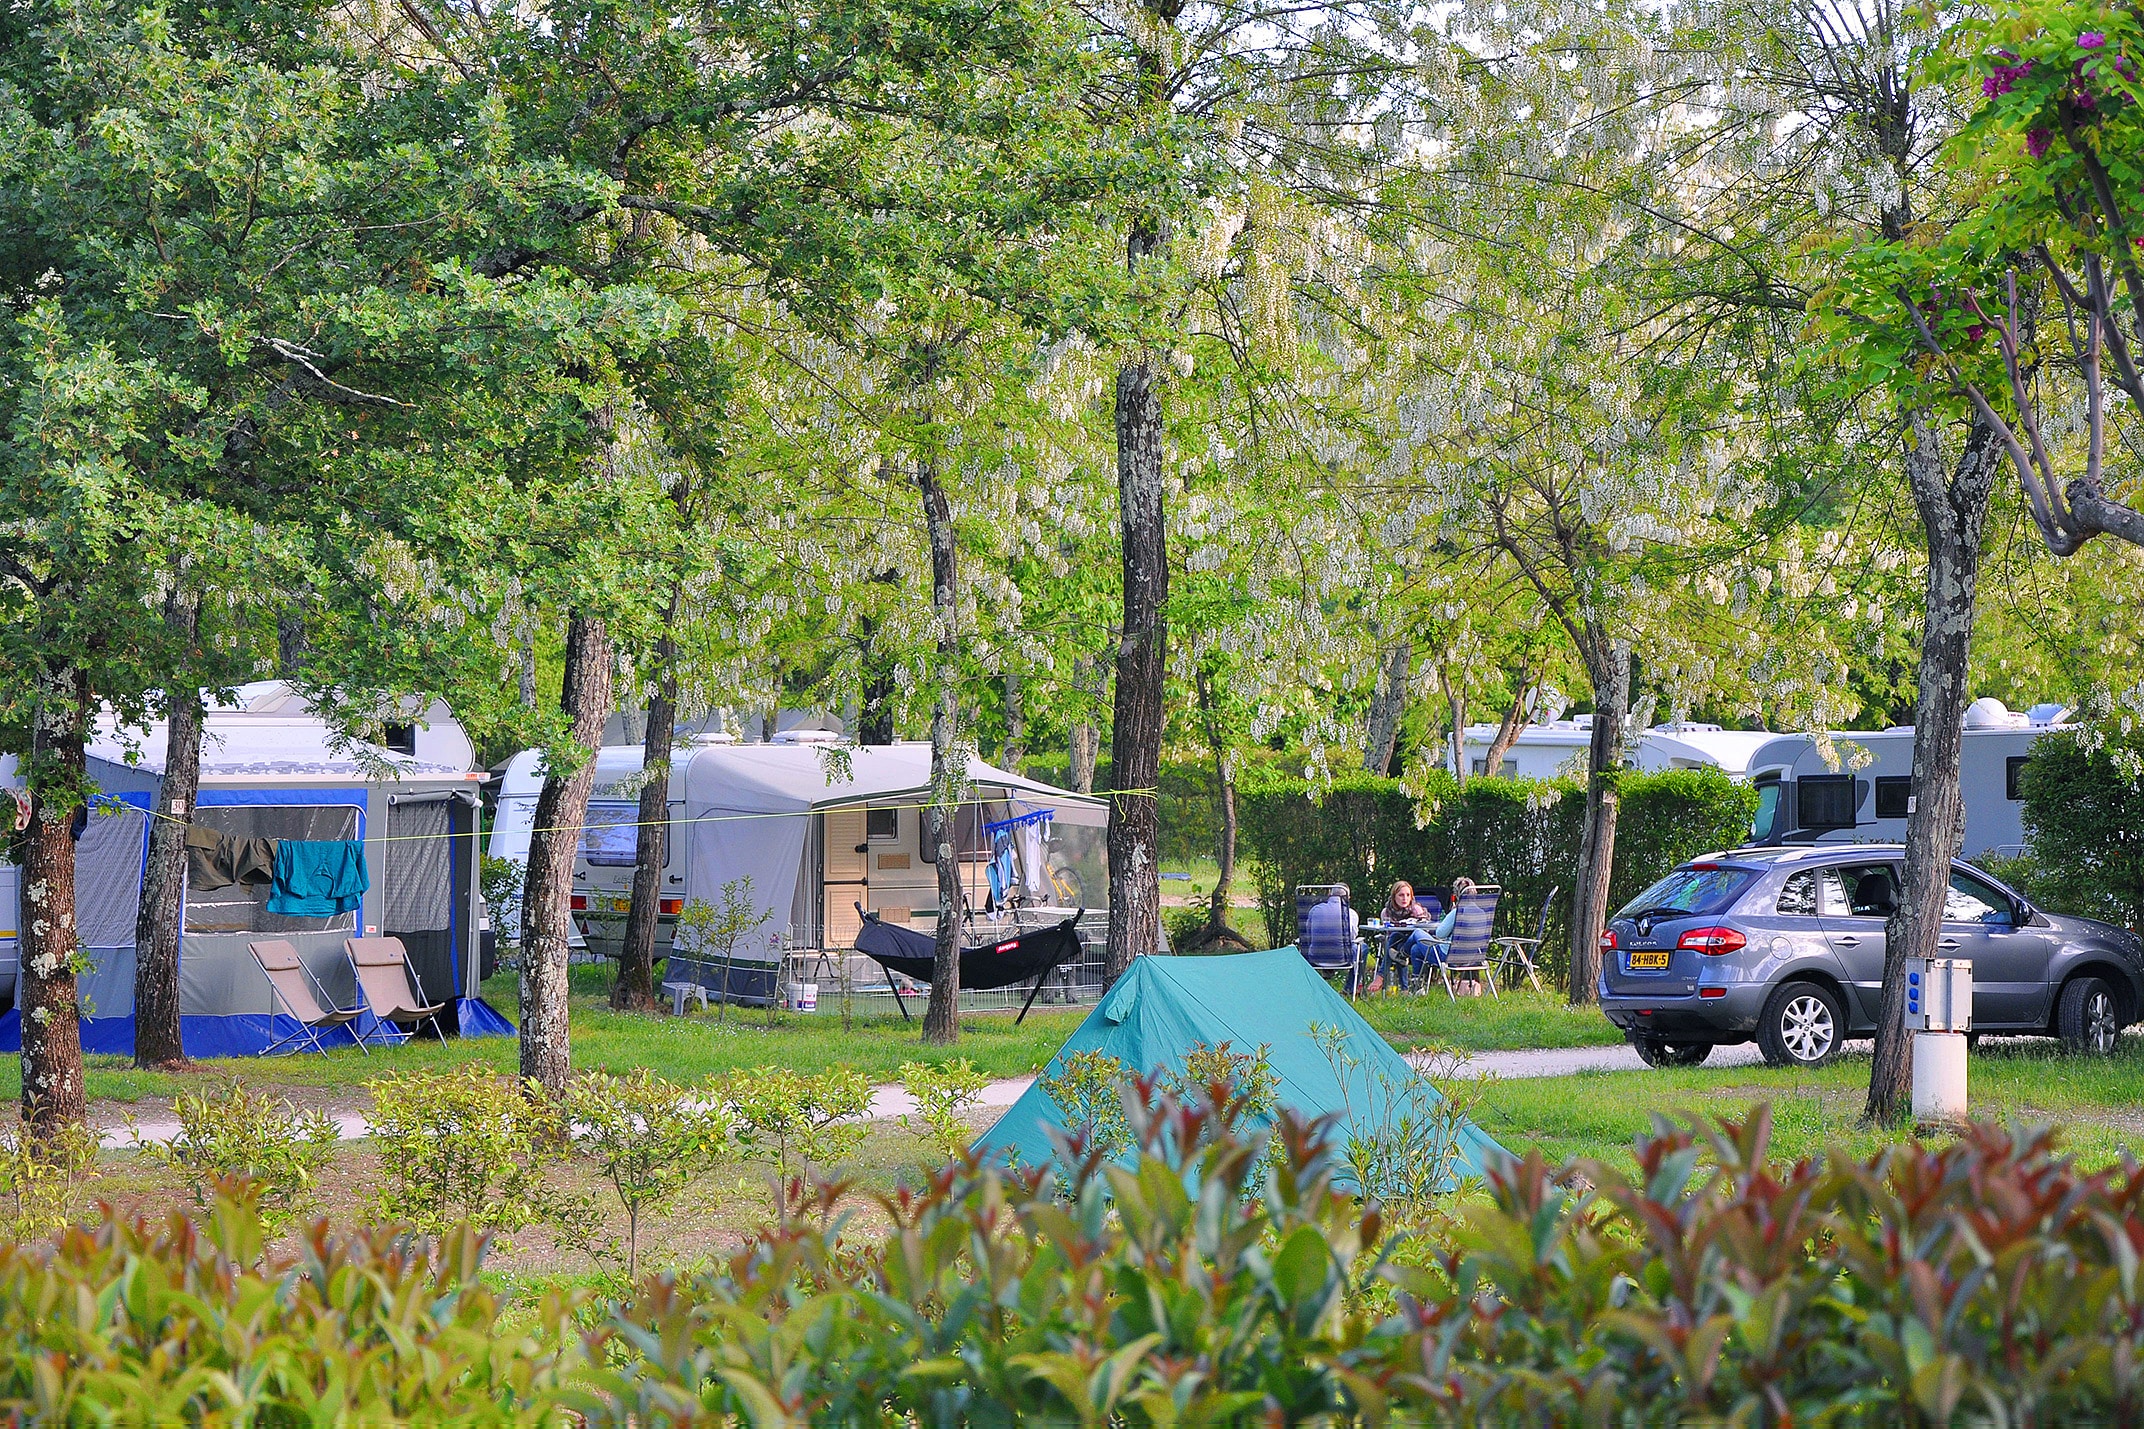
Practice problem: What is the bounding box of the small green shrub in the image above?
[1038,1048,1131,1160]
[145,1081,339,1230]
[365,1067,560,1240]
[559,1069,728,1283]
[0,1186,584,1420]
[1312,1025,1481,1207]
[0,1116,96,1240]
[896,1058,989,1162]
[723,1066,871,1193]
[672,877,772,1024]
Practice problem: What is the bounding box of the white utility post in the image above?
[1906,956,1972,1122]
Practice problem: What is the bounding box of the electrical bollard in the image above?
[1905,956,1971,1123]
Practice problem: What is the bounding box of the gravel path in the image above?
[89,1041,1777,1150]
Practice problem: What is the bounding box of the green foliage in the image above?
[0,1117,97,1241]
[896,1058,990,1162]
[365,1068,560,1241]
[2019,730,2144,931]
[144,1081,338,1231]
[0,1187,583,1421]
[722,1067,871,1193]
[481,856,526,955]
[1312,1026,1480,1208]
[560,1070,729,1283]
[1039,1048,1132,1160]
[672,878,773,1025]
[1238,767,1759,977]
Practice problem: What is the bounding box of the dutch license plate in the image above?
[1627,950,1671,971]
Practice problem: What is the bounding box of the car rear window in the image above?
[1614,866,1758,922]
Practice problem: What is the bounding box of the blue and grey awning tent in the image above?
[976,948,1505,1184]
[0,682,511,1058]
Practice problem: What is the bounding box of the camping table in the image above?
[1362,919,1437,991]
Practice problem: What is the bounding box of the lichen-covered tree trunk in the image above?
[918,454,963,1044]
[1568,634,1629,1006]
[1068,655,1100,794]
[613,623,676,1014]
[1363,641,1410,776]
[520,614,613,1098]
[134,588,202,1068]
[19,686,88,1136]
[1482,673,1535,777]
[1865,411,2001,1124]
[1186,663,1250,952]
[1107,340,1167,979]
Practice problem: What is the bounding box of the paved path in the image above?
[90,1042,1771,1151]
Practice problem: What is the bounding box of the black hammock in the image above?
[852,907,1086,1024]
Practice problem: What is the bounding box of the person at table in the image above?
[1395,878,1477,986]
[1378,880,1442,988]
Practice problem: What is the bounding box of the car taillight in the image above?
[1678,926,1746,956]
[658,897,683,916]
[1599,928,1617,952]
[570,894,587,912]
[1698,987,1727,999]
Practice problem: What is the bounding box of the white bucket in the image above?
[788,982,819,1012]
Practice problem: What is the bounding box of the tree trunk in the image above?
[1363,641,1410,776]
[1068,655,1099,794]
[1482,672,1535,778]
[1865,411,2001,1123]
[1568,634,1629,1006]
[1003,670,1025,773]
[858,570,900,745]
[1185,663,1250,952]
[134,590,202,1069]
[276,607,306,677]
[1107,333,1168,980]
[520,614,613,1099]
[918,454,963,1044]
[19,684,89,1136]
[1439,664,1468,785]
[613,627,676,1014]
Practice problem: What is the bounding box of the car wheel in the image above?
[1631,1036,1713,1068]
[2058,976,2122,1056]
[1758,982,1844,1068]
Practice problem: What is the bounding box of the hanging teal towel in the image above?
[268,839,369,917]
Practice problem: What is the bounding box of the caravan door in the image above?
[822,808,868,948]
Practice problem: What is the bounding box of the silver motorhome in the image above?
[1745,699,2071,858]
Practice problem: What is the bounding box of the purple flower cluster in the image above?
[2080,31,2107,49]
[1985,55,2036,96]
[2028,126,2054,156]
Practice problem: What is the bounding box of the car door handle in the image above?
[1833,935,1860,947]
[1938,937,1962,949]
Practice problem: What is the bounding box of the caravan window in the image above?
[2006,756,2030,801]
[1797,776,1858,832]
[867,807,899,841]
[1751,779,1783,841]
[579,802,651,868]
[1874,777,1912,819]
[185,803,360,935]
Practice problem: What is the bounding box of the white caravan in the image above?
[1743,699,2072,859]
[1457,720,1778,780]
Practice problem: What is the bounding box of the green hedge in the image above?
[1238,768,1759,980]
[2019,729,2144,931]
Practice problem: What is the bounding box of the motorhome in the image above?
[1457,720,1778,780]
[489,736,1108,1001]
[1743,699,2072,858]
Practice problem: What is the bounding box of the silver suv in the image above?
[1598,845,2144,1068]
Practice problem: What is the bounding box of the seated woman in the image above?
[1379,879,1446,988]
[1391,878,1477,988]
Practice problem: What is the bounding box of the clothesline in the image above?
[107,789,1156,845]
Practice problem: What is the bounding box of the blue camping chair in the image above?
[1436,884,1503,1002]
[1294,884,1364,999]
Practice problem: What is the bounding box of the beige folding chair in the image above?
[345,936,449,1045]
[249,940,366,1056]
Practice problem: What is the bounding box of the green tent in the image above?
[977,948,1505,1184]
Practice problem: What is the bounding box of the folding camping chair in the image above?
[1294,884,1365,1000]
[1438,884,1502,1002]
[344,936,449,1044]
[1492,885,1555,993]
[249,940,367,1056]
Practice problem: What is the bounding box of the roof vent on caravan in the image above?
[2027,702,2071,727]
[769,728,841,745]
[1964,697,2027,730]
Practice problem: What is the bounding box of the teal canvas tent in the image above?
[977,948,1505,1184]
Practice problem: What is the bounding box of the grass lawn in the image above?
[1358,987,1624,1053]
[1467,1035,2144,1174]
[2,964,1088,1114]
